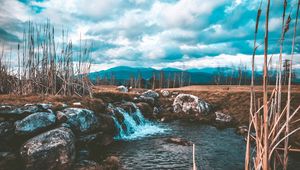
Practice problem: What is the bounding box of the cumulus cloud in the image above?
[0,0,299,72]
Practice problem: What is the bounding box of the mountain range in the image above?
[88,66,300,85]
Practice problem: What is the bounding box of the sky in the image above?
[0,0,299,72]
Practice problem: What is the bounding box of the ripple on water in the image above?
[107,121,300,170]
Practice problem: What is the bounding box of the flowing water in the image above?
[109,104,300,170]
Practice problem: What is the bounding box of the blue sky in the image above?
[0,0,299,71]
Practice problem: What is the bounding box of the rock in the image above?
[118,102,137,114]
[134,96,155,105]
[172,91,179,95]
[73,102,82,106]
[165,137,193,146]
[102,156,120,170]
[141,90,159,99]
[20,127,76,170]
[215,112,232,123]
[97,114,117,135]
[153,107,159,115]
[78,132,113,149]
[57,111,68,123]
[173,94,211,115]
[57,108,99,135]
[15,112,56,136]
[0,105,13,112]
[0,104,51,120]
[136,102,153,116]
[214,112,233,129]
[236,125,248,136]
[35,103,52,110]
[160,90,170,97]
[74,160,102,170]
[0,152,21,170]
[116,85,128,93]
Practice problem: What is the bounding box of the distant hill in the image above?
[88,66,300,85]
[88,66,215,85]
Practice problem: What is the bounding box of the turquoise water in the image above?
[109,105,300,170]
[108,121,245,170]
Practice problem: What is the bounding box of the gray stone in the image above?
[141,90,159,98]
[134,96,155,105]
[173,94,211,115]
[116,85,128,93]
[57,108,99,135]
[215,112,232,123]
[20,127,76,170]
[15,112,56,135]
[160,90,170,97]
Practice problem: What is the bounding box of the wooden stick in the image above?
[193,144,197,170]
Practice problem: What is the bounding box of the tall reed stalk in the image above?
[0,21,93,97]
[245,0,300,169]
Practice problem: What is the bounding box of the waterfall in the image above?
[111,102,166,140]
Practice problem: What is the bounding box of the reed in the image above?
[245,0,300,169]
[0,21,93,97]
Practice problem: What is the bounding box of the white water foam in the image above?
[111,103,168,140]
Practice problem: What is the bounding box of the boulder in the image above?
[20,127,76,170]
[136,102,153,116]
[117,102,137,114]
[165,137,193,146]
[15,112,56,136]
[57,108,99,135]
[77,132,113,147]
[173,94,211,115]
[116,85,128,93]
[0,104,51,120]
[160,90,170,97]
[97,114,117,135]
[134,96,155,105]
[74,160,102,170]
[141,90,159,99]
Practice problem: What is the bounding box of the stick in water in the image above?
[193,144,197,170]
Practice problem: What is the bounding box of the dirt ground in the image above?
[1,85,300,143]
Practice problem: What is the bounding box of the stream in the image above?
[106,103,300,170]
[107,121,245,170]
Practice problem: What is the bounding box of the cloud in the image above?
[154,53,300,70]
[225,0,242,13]
[269,17,282,32]
[0,28,20,42]
[149,0,225,29]
[180,42,238,57]
[0,0,299,74]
